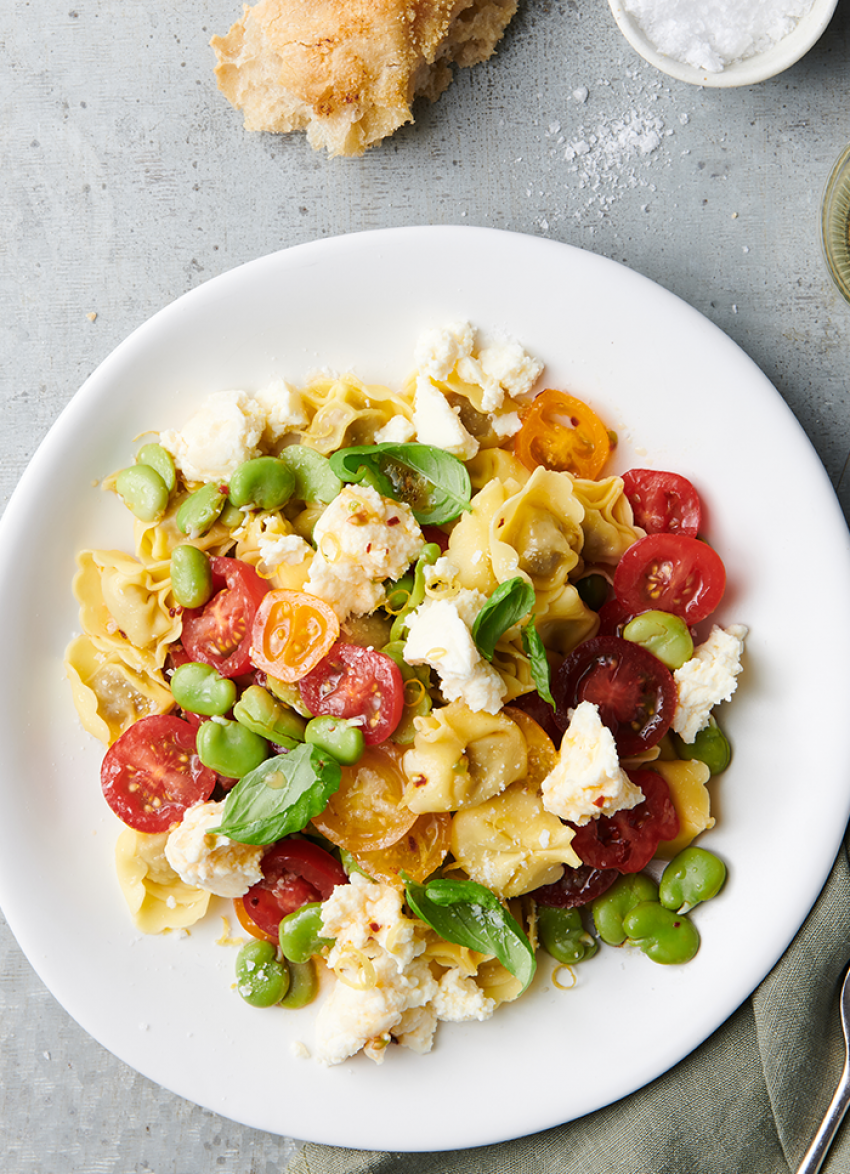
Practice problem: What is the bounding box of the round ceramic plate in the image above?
[1,227,849,1152]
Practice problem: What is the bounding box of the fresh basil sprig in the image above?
[471,575,536,661]
[328,443,471,525]
[405,876,536,994]
[207,744,341,845]
[521,621,556,710]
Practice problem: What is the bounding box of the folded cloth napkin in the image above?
[287,830,850,1174]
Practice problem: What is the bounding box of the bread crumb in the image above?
[87,312,97,322]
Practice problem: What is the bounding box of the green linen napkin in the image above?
[288,831,850,1174]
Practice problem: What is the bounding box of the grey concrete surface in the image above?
[2,0,850,1169]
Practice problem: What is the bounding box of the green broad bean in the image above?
[305,716,365,765]
[219,499,246,528]
[277,447,342,505]
[623,609,694,670]
[233,684,306,746]
[229,457,296,511]
[389,544,441,642]
[279,902,334,964]
[196,718,269,778]
[115,464,170,522]
[278,958,319,1009]
[659,846,727,914]
[671,716,731,775]
[235,940,290,1007]
[170,544,214,609]
[622,902,700,965]
[176,482,228,537]
[592,873,659,947]
[576,573,610,612]
[380,640,432,744]
[136,442,176,492]
[265,676,314,717]
[537,905,599,965]
[170,662,236,717]
[385,572,414,614]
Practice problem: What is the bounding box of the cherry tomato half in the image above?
[181,557,269,678]
[240,838,348,939]
[568,770,679,874]
[515,389,611,479]
[250,589,340,683]
[101,714,216,833]
[532,863,619,908]
[622,469,702,537]
[298,641,404,745]
[351,812,452,889]
[613,533,725,625]
[311,742,416,853]
[553,635,677,757]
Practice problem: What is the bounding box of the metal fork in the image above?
[796,964,850,1174]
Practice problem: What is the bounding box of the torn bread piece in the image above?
[211,0,518,157]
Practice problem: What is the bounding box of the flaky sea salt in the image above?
[623,0,816,72]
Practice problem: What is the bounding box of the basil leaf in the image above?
[521,621,556,710]
[471,576,536,661]
[405,876,536,994]
[329,443,472,525]
[208,744,341,845]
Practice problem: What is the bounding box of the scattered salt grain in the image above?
[623,0,817,73]
[572,86,589,103]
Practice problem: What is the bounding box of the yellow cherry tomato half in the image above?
[502,705,558,791]
[351,812,452,889]
[250,589,339,683]
[515,389,611,479]
[311,743,417,853]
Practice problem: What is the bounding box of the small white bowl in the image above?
[607,0,838,87]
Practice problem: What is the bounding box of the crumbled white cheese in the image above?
[159,390,265,483]
[257,532,312,570]
[457,339,544,412]
[414,321,475,381]
[541,701,644,826]
[305,484,424,622]
[290,1040,311,1060]
[673,624,748,743]
[491,410,523,439]
[403,593,507,715]
[374,415,416,444]
[412,375,478,460]
[164,801,264,898]
[252,378,309,441]
[431,969,496,1023]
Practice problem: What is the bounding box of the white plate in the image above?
[1,227,849,1152]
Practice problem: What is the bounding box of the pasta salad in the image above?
[66,321,746,1065]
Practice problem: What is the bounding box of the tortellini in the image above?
[450,783,581,899]
[297,374,414,453]
[115,828,210,933]
[401,701,528,814]
[570,474,645,565]
[65,634,174,745]
[648,760,714,859]
[134,496,235,566]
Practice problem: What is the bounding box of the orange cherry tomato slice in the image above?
[311,743,416,853]
[351,812,452,889]
[250,589,339,683]
[515,389,611,479]
[232,895,278,944]
[502,706,558,790]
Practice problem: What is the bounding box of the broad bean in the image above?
[537,905,599,965]
[576,573,610,612]
[233,684,307,746]
[278,902,334,964]
[305,715,365,765]
[672,716,731,775]
[176,482,227,537]
[170,662,236,717]
[623,609,694,670]
[229,457,296,512]
[170,544,214,609]
[277,447,342,505]
[115,464,169,522]
[622,901,700,965]
[592,872,659,946]
[136,442,176,492]
[196,718,269,778]
[235,940,290,1007]
[389,544,441,642]
[278,958,319,1009]
[659,846,726,914]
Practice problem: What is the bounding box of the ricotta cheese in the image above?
[252,378,309,441]
[672,624,748,743]
[305,484,424,622]
[159,390,266,484]
[412,374,478,460]
[413,321,475,381]
[257,531,312,571]
[374,415,416,444]
[403,593,507,715]
[541,701,644,825]
[164,801,264,898]
[457,338,543,413]
[431,969,496,1023]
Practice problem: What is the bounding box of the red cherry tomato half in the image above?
[568,770,680,874]
[622,469,702,537]
[100,714,216,833]
[532,863,619,908]
[553,635,677,757]
[240,838,349,938]
[613,533,725,625]
[181,557,269,678]
[298,641,405,745]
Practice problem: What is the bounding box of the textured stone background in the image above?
[2,0,850,1168]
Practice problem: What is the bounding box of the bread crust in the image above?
[211,0,518,156]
